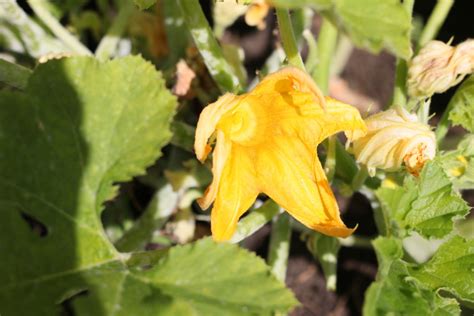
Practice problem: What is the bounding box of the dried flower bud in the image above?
[244,0,270,30]
[350,107,436,176]
[408,39,474,98]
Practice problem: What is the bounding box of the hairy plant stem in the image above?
[435,98,454,144]
[352,165,369,192]
[28,0,91,55]
[95,2,135,60]
[275,8,305,70]
[267,212,291,282]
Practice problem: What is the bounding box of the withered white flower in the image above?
[350,106,436,176]
[408,39,474,98]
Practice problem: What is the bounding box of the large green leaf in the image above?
[363,237,460,316]
[409,236,474,304]
[376,161,469,238]
[439,134,474,190]
[272,0,412,59]
[0,56,296,315]
[448,76,474,133]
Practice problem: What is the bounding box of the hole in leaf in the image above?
[60,288,89,315]
[20,212,48,237]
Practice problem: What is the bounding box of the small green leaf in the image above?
[439,134,474,190]
[409,236,474,304]
[363,237,461,316]
[448,76,474,133]
[272,0,411,59]
[133,0,156,10]
[376,161,469,238]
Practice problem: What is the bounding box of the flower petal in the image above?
[321,97,367,143]
[253,67,326,108]
[197,130,231,210]
[194,93,241,161]
[257,136,355,238]
[211,146,259,241]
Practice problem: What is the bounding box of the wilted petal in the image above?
[197,130,231,210]
[194,93,241,161]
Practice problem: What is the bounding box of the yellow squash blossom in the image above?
[195,67,367,241]
[350,106,436,177]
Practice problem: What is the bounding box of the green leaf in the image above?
[363,237,461,316]
[0,58,32,90]
[439,134,474,190]
[0,55,175,314]
[409,236,474,304]
[0,56,296,315]
[178,0,241,93]
[134,0,156,10]
[272,0,412,59]
[376,161,469,238]
[448,76,474,133]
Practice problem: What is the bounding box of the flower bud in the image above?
[408,39,474,98]
[350,107,436,176]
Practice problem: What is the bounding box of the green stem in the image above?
[313,18,337,93]
[325,137,337,183]
[267,212,291,282]
[435,99,454,144]
[338,235,373,248]
[331,35,353,77]
[389,0,415,108]
[351,165,369,191]
[95,2,134,60]
[275,8,305,70]
[28,0,91,55]
[230,200,280,243]
[0,59,32,90]
[417,0,454,50]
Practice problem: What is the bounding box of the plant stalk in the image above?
[275,8,305,70]
[417,0,454,50]
[28,0,92,55]
[267,212,291,282]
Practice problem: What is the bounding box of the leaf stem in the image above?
[28,0,92,55]
[95,2,134,60]
[0,59,32,90]
[275,8,305,70]
[230,200,280,244]
[351,165,369,191]
[435,98,454,144]
[417,0,454,50]
[267,212,291,282]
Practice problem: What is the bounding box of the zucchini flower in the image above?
[195,67,366,241]
[244,0,270,30]
[408,39,474,98]
[350,107,436,177]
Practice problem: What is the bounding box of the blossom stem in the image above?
[435,99,454,144]
[27,0,92,55]
[417,0,454,50]
[275,8,305,70]
[351,165,369,192]
[95,1,134,60]
[267,212,292,282]
[314,18,338,182]
[313,18,337,94]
